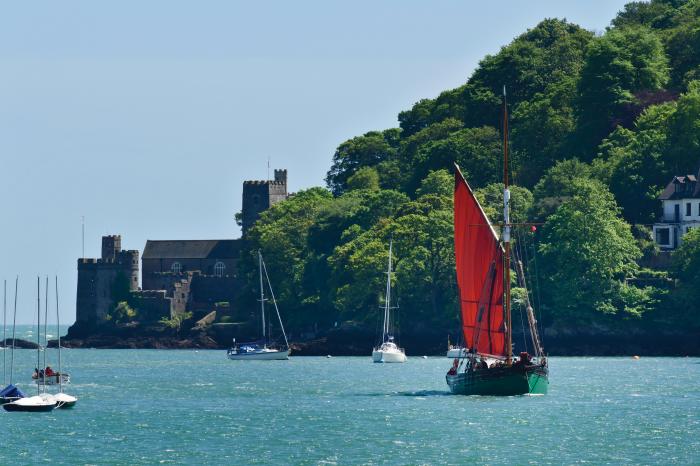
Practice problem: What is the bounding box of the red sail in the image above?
[454,167,506,357]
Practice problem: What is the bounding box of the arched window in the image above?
[171,262,182,274]
[214,261,226,277]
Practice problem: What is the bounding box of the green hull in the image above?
[446,363,548,396]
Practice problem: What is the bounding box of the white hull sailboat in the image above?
[227,347,290,360]
[372,240,406,363]
[4,277,58,412]
[372,342,406,363]
[227,251,290,361]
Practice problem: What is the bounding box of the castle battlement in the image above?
[241,168,288,235]
[243,180,286,186]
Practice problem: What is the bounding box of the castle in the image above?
[74,170,289,327]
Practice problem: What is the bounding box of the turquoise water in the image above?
[1,342,699,464]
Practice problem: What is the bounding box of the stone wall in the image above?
[75,236,139,326]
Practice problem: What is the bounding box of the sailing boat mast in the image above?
[10,277,17,385]
[36,276,41,396]
[43,276,48,390]
[3,280,6,386]
[258,250,266,345]
[502,86,513,366]
[383,240,394,339]
[56,277,62,393]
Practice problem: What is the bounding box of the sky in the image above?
[0,0,632,324]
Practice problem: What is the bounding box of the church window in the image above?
[214,261,226,277]
[171,262,182,274]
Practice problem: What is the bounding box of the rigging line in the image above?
[43,276,49,393]
[3,279,6,386]
[518,297,529,354]
[260,256,289,349]
[10,277,17,386]
[530,239,545,347]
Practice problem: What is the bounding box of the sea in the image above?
[0,326,698,465]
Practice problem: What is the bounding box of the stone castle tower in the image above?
[75,235,139,326]
[241,169,288,235]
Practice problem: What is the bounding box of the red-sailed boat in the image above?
[446,89,548,396]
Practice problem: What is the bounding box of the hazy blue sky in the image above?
[0,0,631,324]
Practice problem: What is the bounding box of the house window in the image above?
[214,261,226,277]
[656,228,670,246]
[697,202,700,216]
[687,203,692,216]
[171,262,182,273]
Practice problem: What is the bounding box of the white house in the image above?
[653,170,700,250]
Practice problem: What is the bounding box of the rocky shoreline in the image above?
[56,326,700,356]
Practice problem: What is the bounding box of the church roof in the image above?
[142,239,242,259]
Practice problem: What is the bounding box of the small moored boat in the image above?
[372,240,406,363]
[3,395,57,412]
[227,251,290,361]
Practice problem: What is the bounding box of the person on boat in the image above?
[519,352,531,365]
[45,366,54,377]
[32,368,39,379]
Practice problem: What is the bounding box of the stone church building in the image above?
[74,169,288,327]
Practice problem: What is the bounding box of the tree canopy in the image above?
[237,5,700,337]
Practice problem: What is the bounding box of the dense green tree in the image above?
[575,26,670,158]
[538,178,652,319]
[471,19,593,106]
[244,188,335,329]
[611,0,684,30]
[667,227,700,329]
[667,80,700,171]
[238,7,700,340]
[346,166,380,191]
[531,159,593,220]
[510,77,578,187]
[665,2,700,87]
[404,126,502,194]
[592,101,677,223]
[325,129,399,195]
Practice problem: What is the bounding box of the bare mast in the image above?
[383,240,394,339]
[56,276,63,393]
[258,250,266,345]
[36,276,40,396]
[3,280,6,386]
[503,86,513,366]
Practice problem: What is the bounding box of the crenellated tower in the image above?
[241,168,288,235]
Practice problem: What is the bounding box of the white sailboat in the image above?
[4,277,57,412]
[227,251,290,361]
[372,240,407,363]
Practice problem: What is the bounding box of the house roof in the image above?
[659,169,700,200]
[142,239,242,259]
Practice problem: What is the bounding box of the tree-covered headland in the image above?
[239,1,700,354]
